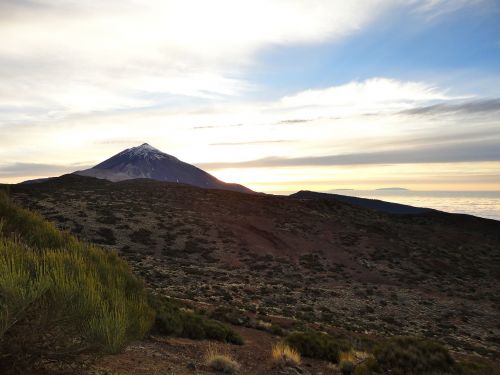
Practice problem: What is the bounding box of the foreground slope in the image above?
[11,174,500,361]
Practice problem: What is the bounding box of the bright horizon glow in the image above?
[0,1,499,192]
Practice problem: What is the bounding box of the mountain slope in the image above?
[75,143,252,193]
[291,190,432,215]
[10,174,500,361]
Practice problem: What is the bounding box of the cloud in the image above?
[0,0,483,120]
[412,0,485,16]
[278,119,311,124]
[0,0,403,117]
[400,98,500,116]
[193,124,243,130]
[210,140,294,146]
[0,162,89,177]
[0,2,497,187]
[198,139,500,169]
[277,78,468,119]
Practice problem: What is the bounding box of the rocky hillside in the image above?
[11,174,500,363]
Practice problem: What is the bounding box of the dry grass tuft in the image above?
[339,351,357,374]
[339,351,373,374]
[339,351,356,363]
[205,345,240,374]
[271,342,301,366]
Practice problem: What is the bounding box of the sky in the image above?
[0,0,499,193]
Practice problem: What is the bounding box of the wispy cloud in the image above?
[210,140,294,146]
[0,162,90,178]
[198,139,500,169]
[401,98,500,116]
[193,124,243,130]
[277,78,469,120]
[412,0,486,19]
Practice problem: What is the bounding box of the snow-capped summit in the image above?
[74,143,252,193]
[115,143,168,161]
[129,143,163,155]
[96,143,170,165]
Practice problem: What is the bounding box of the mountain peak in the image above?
[137,142,156,150]
[131,143,161,152]
[74,143,252,193]
[119,143,170,161]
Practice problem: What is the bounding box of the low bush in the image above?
[0,191,154,370]
[457,359,500,375]
[371,336,455,375]
[150,295,243,345]
[285,331,351,363]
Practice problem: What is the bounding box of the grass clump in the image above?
[285,331,351,363]
[339,351,356,375]
[205,345,240,374]
[0,191,154,369]
[271,342,301,366]
[150,294,243,345]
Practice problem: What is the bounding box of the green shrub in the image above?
[0,190,77,249]
[151,295,243,345]
[285,331,351,363]
[0,191,154,368]
[353,358,377,375]
[372,336,455,375]
[456,359,500,375]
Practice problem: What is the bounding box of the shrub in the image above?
[0,191,154,369]
[271,342,301,365]
[130,228,153,245]
[150,294,244,345]
[285,331,351,363]
[353,358,377,375]
[205,346,240,374]
[96,227,117,245]
[372,336,455,375]
[457,359,500,375]
[270,324,284,336]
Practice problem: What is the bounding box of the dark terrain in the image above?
[11,174,500,366]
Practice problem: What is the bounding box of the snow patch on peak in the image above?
[127,143,168,160]
[137,143,159,151]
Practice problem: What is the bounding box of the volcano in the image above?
[74,143,252,193]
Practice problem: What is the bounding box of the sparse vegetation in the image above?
[285,331,351,363]
[339,351,356,375]
[354,336,456,375]
[205,345,240,374]
[150,294,243,345]
[271,342,301,365]
[7,176,500,373]
[0,190,154,370]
